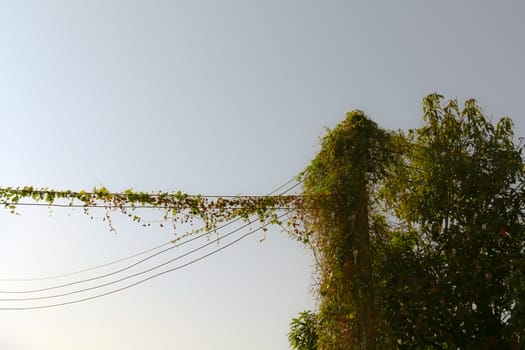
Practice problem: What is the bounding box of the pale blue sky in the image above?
[0,1,524,349]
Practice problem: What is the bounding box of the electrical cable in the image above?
[0,218,251,294]
[0,217,259,299]
[0,211,290,310]
[0,172,302,201]
[0,202,300,210]
[0,175,304,210]
[0,175,302,283]
[0,240,173,282]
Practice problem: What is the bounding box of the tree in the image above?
[298,94,525,349]
[288,310,319,350]
[379,94,525,348]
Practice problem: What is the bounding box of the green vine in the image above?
[300,110,396,349]
[0,186,302,234]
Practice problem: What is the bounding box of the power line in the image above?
[0,211,290,310]
[0,240,172,282]
[266,175,302,195]
[0,216,239,284]
[0,173,302,200]
[0,175,302,283]
[0,202,300,210]
[0,191,301,200]
[0,175,304,210]
[0,215,270,295]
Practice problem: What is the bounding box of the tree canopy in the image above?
[296,94,525,349]
[379,94,525,349]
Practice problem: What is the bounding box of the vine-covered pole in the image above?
[355,172,376,350]
[301,111,393,349]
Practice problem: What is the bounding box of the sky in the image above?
[0,1,524,349]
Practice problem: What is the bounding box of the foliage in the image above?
[288,310,319,350]
[379,94,525,348]
[299,94,525,349]
[299,111,396,349]
[0,186,301,235]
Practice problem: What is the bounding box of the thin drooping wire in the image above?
[0,175,302,282]
[265,175,302,196]
[0,211,290,310]
[273,177,303,195]
[0,215,270,300]
[0,213,243,285]
[0,240,174,282]
[0,218,252,294]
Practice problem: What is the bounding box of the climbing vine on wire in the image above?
[0,186,303,234]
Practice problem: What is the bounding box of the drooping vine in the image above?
[0,186,303,234]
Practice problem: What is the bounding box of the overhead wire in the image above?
[0,175,302,282]
[0,175,304,210]
[0,202,300,210]
[0,175,300,301]
[0,215,273,299]
[0,211,291,310]
[0,218,255,294]
[0,240,173,282]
